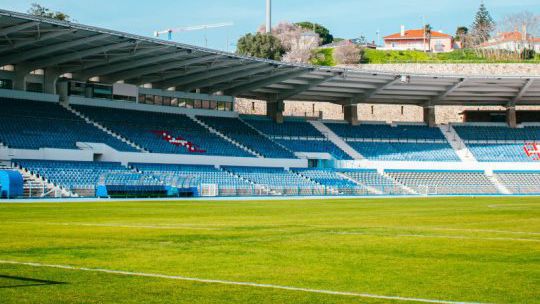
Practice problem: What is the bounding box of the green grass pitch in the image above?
[0,196,538,303]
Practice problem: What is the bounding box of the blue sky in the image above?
[1,0,539,51]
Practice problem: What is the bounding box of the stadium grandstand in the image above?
[0,8,540,199]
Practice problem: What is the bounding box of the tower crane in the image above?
[153,22,234,47]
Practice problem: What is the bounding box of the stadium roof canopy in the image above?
[0,9,539,107]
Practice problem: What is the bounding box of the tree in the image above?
[295,22,333,45]
[27,3,71,21]
[471,3,495,44]
[236,33,284,60]
[455,26,469,48]
[257,22,321,63]
[424,24,432,52]
[499,11,539,36]
[282,33,320,63]
[333,43,361,64]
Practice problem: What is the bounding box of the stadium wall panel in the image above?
[69,96,238,118]
[0,88,59,103]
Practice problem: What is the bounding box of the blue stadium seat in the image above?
[348,142,460,161]
[196,116,295,158]
[14,159,161,196]
[0,98,137,151]
[224,166,324,195]
[130,163,255,196]
[73,105,252,157]
[322,122,457,161]
[454,125,540,141]
[243,116,352,160]
[467,143,533,162]
[325,123,446,140]
[453,125,540,162]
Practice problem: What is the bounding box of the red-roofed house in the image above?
[383,26,455,52]
[479,31,540,52]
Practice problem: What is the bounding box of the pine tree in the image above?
[471,2,495,43]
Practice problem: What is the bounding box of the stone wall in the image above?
[235,64,540,123]
[340,63,540,76]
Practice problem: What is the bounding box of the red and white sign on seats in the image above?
[524,142,540,160]
[152,130,206,153]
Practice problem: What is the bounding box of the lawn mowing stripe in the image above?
[10,222,221,230]
[333,232,540,242]
[0,259,489,304]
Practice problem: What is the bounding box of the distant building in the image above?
[479,30,540,52]
[382,26,455,53]
[321,38,377,49]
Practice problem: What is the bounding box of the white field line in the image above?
[333,232,540,242]
[424,227,540,236]
[487,203,539,209]
[0,259,489,304]
[306,225,540,236]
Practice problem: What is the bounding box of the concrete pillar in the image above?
[343,104,358,125]
[43,68,61,94]
[56,80,69,103]
[267,100,284,123]
[13,65,31,91]
[506,106,517,128]
[423,106,436,127]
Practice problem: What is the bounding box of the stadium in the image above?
[0,2,539,303]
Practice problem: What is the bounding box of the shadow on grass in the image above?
[0,274,66,288]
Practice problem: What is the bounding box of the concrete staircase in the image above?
[14,165,74,198]
[220,167,276,195]
[380,171,418,195]
[62,104,147,152]
[289,169,340,195]
[439,124,477,162]
[309,121,363,160]
[239,117,296,156]
[189,115,262,158]
[336,172,383,195]
[485,171,512,195]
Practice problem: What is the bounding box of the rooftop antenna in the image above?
[266,0,272,33]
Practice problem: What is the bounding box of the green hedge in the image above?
[310,48,336,66]
[360,48,540,64]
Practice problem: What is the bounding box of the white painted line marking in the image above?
[307,225,540,236]
[423,227,540,236]
[334,232,540,242]
[0,259,489,304]
[488,203,539,209]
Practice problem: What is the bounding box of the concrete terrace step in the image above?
[239,117,296,156]
[62,104,148,153]
[188,115,262,158]
[310,121,364,160]
[440,124,477,163]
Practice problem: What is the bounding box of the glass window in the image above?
[217,101,225,111]
[154,95,163,105]
[179,99,187,108]
[26,82,43,93]
[194,100,202,109]
[163,96,171,106]
[138,94,145,103]
[202,100,210,109]
[209,101,217,110]
[0,79,13,89]
[171,98,179,107]
[225,102,233,111]
[185,100,193,108]
[145,95,154,104]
